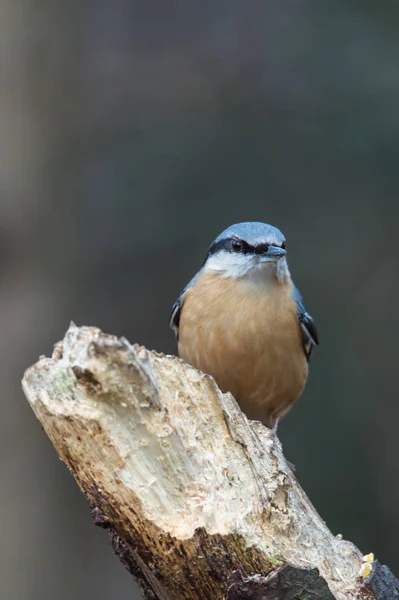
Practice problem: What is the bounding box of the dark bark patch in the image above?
[72,366,102,393]
[227,565,335,600]
[357,560,399,599]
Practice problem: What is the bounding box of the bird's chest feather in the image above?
[178,272,308,423]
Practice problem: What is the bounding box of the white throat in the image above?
[204,251,290,286]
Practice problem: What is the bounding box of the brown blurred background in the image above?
[2,2,399,599]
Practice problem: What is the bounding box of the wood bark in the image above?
[22,324,398,599]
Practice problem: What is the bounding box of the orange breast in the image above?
[178,272,308,428]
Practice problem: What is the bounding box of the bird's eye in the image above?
[281,241,286,250]
[231,239,244,253]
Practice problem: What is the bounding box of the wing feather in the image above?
[292,285,319,360]
[170,274,199,340]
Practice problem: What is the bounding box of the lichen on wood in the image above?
[22,324,396,599]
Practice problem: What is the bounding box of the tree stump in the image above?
[22,324,399,599]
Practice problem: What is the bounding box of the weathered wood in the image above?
[22,324,397,599]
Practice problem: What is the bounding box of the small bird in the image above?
[170,222,318,431]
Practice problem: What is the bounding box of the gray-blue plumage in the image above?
[292,285,318,360]
[207,222,285,258]
[213,222,285,248]
[170,273,198,340]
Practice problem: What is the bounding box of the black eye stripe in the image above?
[207,238,286,258]
[253,243,269,255]
[230,238,250,253]
[207,239,231,256]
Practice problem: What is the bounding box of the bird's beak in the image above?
[264,245,287,260]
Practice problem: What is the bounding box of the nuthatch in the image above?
[170,222,318,431]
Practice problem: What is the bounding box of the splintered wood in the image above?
[23,324,385,600]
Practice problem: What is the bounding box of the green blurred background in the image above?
[2,2,399,598]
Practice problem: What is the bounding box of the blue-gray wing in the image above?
[292,285,319,361]
[170,273,199,341]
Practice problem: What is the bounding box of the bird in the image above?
[170,222,318,431]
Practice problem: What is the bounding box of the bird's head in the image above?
[203,222,289,285]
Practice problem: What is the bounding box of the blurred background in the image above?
[2,1,399,598]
